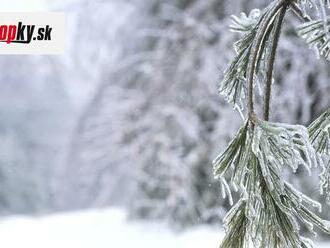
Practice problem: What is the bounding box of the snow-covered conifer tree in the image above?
[214,0,330,247]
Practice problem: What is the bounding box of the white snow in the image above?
[0,208,328,248]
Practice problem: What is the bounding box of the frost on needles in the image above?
[214,120,329,247]
[309,108,330,203]
[213,0,330,247]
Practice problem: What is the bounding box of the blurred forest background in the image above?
[2,0,330,231]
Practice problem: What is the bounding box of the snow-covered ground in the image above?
[0,208,328,248]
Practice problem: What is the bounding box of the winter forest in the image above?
[2,0,330,247]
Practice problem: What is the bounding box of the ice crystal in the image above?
[230,9,261,34]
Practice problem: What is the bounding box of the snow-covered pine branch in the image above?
[214,119,330,247]
[214,0,330,247]
[219,9,263,113]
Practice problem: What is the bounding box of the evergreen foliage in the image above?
[297,18,330,60]
[214,0,330,246]
[309,108,330,202]
[309,108,330,156]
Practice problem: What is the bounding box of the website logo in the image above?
[0,13,65,54]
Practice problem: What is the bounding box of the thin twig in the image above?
[290,2,312,22]
[247,0,288,121]
[264,4,288,121]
